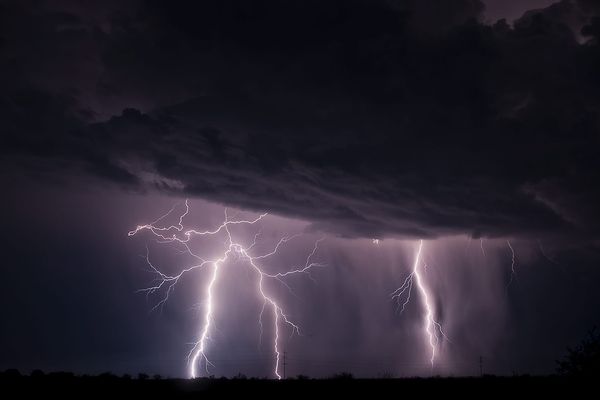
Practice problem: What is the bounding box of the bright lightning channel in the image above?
[390,240,448,367]
[128,200,325,379]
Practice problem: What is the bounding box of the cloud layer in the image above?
[2,0,600,239]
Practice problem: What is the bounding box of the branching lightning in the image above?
[128,200,325,379]
[391,240,448,367]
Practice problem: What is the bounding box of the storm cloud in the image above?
[2,0,600,240]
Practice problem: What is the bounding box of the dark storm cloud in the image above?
[2,0,600,239]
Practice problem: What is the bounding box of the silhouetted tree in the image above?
[153,374,162,380]
[330,372,354,380]
[2,369,21,378]
[48,371,73,379]
[30,370,45,378]
[99,372,117,379]
[138,373,149,380]
[557,328,600,377]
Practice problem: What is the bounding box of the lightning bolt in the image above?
[129,200,325,379]
[391,240,447,367]
[506,240,516,288]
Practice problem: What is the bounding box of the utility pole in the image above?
[283,351,287,379]
[479,356,483,377]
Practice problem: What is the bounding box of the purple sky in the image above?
[2,0,600,379]
[483,0,559,22]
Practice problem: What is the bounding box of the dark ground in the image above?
[1,371,596,397]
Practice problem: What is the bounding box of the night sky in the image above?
[2,0,600,379]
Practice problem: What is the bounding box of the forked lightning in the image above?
[391,240,448,367]
[129,200,325,379]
